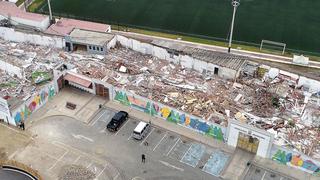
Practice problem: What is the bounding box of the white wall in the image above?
[0,15,50,31]
[219,67,237,80]
[107,36,117,49]
[116,35,238,79]
[0,59,23,78]
[0,27,65,48]
[227,120,273,158]
[10,81,57,125]
[0,97,14,125]
[298,76,320,93]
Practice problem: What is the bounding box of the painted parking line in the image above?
[261,171,267,180]
[153,132,168,151]
[89,110,106,126]
[87,162,93,169]
[48,150,69,170]
[127,134,133,140]
[140,127,155,146]
[180,144,192,162]
[180,144,206,167]
[95,163,108,179]
[202,151,230,176]
[114,119,130,136]
[73,155,82,164]
[166,138,180,156]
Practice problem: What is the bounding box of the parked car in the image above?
[107,111,128,132]
[132,121,151,140]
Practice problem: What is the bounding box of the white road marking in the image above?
[159,160,184,172]
[49,150,69,170]
[90,111,107,126]
[73,155,81,164]
[261,171,267,180]
[127,134,132,140]
[180,144,193,161]
[166,138,180,156]
[72,134,94,142]
[96,163,108,178]
[114,172,120,180]
[99,128,106,133]
[153,132,168,151]
[114,119,130,136]
[279,177,283,180]
[140,127,154,146]
[87,162,93,169]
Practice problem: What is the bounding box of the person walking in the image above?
[21,121,25,130]
[141,154,146,163]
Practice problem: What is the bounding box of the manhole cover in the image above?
[156,130,162,134]
[169,135,175,139]
[182,140,187,144]
[270,174,276,178]
[132,121,137,124]
[143,170,147,174]
[255,169,261,173]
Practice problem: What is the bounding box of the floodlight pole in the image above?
[228,0,240,53]
[47,0,53,23]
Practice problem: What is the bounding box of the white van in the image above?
[133,121,151,140]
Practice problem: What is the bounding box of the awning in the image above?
[64,73,92,88]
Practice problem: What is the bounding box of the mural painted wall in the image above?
[13,84,56,124]
[114,90,225,141]
[271,146,320,176]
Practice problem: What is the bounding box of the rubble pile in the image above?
[0,39,60,98]
[58,165,95,180]
[1,38,319,160]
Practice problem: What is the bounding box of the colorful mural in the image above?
[114,90,225,141]
[14,85,55,123]
[272,149,320,176]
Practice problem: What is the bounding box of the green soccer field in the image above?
[37,0,320,55]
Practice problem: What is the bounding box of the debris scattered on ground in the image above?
[58,165,95,180]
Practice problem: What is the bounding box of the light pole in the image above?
[228,0,240,53]
[47,0,54,24]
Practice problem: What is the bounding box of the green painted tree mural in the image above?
[144,102,158,116]
[167,110,180,124]
[114,91,130,106]
[206,126,224,141]
[272,150,287,165]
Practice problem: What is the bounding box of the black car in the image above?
[107,111,129,132]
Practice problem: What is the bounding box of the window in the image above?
[89,46,92,49]
[101,47,104,51]
[97,47,100,51]
[93,46,96,50]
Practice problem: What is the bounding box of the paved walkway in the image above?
[28,88,108,125]
[105,100,318,180]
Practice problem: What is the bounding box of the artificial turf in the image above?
[37,0,320,54]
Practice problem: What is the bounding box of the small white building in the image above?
[227,119,274,158]
[65,29,116,54]
[0,1,50,31]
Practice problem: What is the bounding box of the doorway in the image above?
[214,67,219,75]
[237,132,259,154]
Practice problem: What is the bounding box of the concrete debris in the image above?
[0,38,319,161]
[0,39,60,99]
[58,164,95,180]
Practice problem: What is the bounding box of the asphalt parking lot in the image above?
[15,105,297,180]
[243,164,295,180]
[89,108,232,178]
